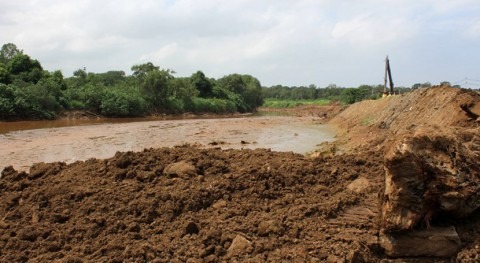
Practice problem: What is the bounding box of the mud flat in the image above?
[0,87,479,262]
[0,116,334,171]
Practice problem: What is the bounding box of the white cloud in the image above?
[1,0,480,87]
[425,0,479,14]
[464,20,480,38]
[331,14,417,45]
[140,42,179,62]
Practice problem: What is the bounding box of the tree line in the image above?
[0,43,263,120]
[262,84,412,104]
[1,42,450,121]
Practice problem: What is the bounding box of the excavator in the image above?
[383,56,394,97]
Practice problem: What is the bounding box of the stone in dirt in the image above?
[380,226,461,257]
[227,235,253,257]
[163,161,197,178]
[257,219,284,236]
[347,177,370,193]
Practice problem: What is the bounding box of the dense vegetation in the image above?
[1,42,436,121]
[261,84,412,106]
[262,98,331,108]
[0,43,263,120]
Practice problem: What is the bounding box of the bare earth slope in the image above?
[0,86,479,262]
[329,86,480,152]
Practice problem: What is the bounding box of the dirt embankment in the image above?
[328,86,480,152]
[0,86,479,262]
[259,102,345,121]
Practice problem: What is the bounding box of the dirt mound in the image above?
[259,103,346,122]
[327,86,480,260]
[329,86,480,152]
[0,146,385,262]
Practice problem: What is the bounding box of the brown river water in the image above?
[0,114,335,171]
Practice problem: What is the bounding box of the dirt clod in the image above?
[227,235,253,257]
[163,161,197,178]
[257,219,285,236]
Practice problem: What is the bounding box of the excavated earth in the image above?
[1,86,479,262]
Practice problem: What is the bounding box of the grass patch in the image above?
[262,99,331,108]
[360,116,375,126]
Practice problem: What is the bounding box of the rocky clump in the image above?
[380,127,480,257]
[381,128,480,231]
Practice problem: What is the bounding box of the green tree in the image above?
[131,62,160,78]
[421,82,432,88]
[7,54,44,83]
[0,84,16,119]
[167,77,199,111]
[141,69,174,109]
[357,85,376,100]
[6,83,59,119]
[91,71,126,86]
[99,85,147,117]
[0,43,23,64]
[73,68,87,79]
[241,74,263,110]
[217,74,263,112]
[217,74,248,112]
[411,83,421,90]
[340,88,362,104]
[82,84,105,112]
[67,68,88,88]
[190,70,213,97]
[45,70,67,90]
[168,77,198,99]
[0,63,10,84]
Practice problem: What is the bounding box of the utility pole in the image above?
[384,56,394,96]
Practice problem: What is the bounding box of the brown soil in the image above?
[328,86,480,153]
[258,102,346,120]
[1,86,479,262]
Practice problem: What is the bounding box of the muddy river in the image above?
[0,115,335,171]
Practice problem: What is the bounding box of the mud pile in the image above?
[259,102,345,121]
[1,86,479,262]
[329,86,480,152]
[329,86,480,260]
[1,146,385,262]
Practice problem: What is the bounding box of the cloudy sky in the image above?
[1,0,480,88]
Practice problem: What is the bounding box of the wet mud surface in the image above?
[1,116,334,171]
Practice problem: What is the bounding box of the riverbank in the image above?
[57,110,256,121]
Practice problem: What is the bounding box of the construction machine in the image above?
[384,56,394,96]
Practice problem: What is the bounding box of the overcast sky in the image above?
[1,0,480,88]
